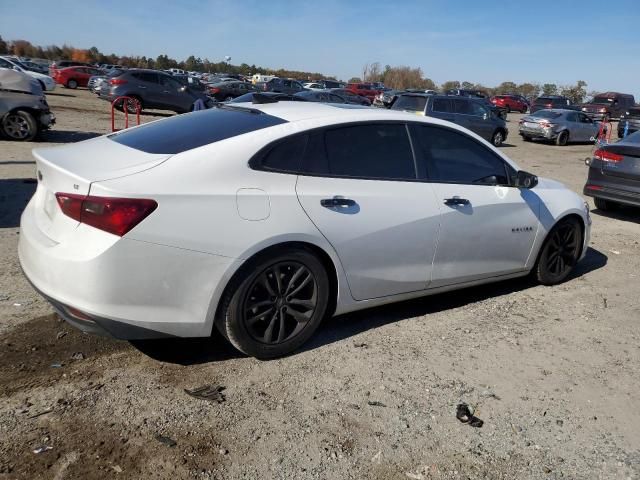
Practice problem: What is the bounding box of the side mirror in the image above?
[516,170,538,189]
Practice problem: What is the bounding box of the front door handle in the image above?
[444,197,470,206]
[321,197,356,208]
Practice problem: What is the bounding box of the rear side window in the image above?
[391,95,427,112]
[305,124,416,181]
[432,98,452,113]
[411,125,510,185]
[109,107,287,154]
[258,135,308,172]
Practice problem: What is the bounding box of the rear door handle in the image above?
[444,197,470,206]
[321,197,356,208]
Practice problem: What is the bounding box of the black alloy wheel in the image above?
[218,248,330,359]
[536,218,582,285]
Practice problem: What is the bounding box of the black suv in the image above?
[392,94,508,146]
[530,96,579,114]
[99,69,212,114]
[256,78,306,94]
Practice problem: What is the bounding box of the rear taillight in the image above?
[539,121,556,128]
[545,103,553,108]
[594,149,623,163]
[55,193,157,236]
[209,87,220,94]
[109,78,128,85]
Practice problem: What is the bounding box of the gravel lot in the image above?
[1,89,639,480]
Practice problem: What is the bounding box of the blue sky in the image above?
[2,0,639,97]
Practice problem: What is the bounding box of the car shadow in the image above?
[499,143,516,148]
[301,247,607,354]
[131,330,243,365]
[0,160,35,165]
[140,111,174,118]
[0,178,37,228]
[592,205,640,224]
[131,248,607,365]
[40,130,102,143]
[46,92,76,97]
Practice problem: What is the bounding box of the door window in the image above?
[411,125,511,185]
[132,72,159,84]
[566,112,579,122]
[469,102,488,117]
[258,134,308,172]
[303,124,416,181]
[159,75,182,89]
[452,98,471,114]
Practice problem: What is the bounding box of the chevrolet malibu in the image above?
[19,102,591,359]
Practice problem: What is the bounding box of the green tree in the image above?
[542,83,558,95]
[495,81,517,94]
[560,80,588,104]
[0,36,7,54]
[441,80,461,92]
[348,77,362,83]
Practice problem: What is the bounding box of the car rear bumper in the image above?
[519,127,555,140]
[18,196,235,339]
[583,168,640,207]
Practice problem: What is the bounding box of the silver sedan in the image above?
[519,109,600,146]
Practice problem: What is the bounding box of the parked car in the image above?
[391,93,508,146]
[584,131,640,210]
[491,94,528,113]
[251,74,277,84]
[618,106,640,138]
[0,56,56,91]
[207,81,256,101]
[255,78,306,94]
[88,69,126,94]
[530,96,579,114]
[0,69,55,141]
[328,88,371,106]
[52,65,103,89]
[293,90,361,104]
[49,60,93,73]
[446,89,486,98]
[345,83,381,102]
[519,109,599,146]
[15,59,49,75]
[373,89,405,108]
[230,92,308,103]
[19,101,591,359]
[580,92,635,121]
[167,68,186,75]
[303,82,324,90]
[99,69,213,114]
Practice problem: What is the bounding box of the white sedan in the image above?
[19,102,591,358]
[0,56,56,91]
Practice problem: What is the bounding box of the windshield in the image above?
[391,95,427,112]
[590,96,614,104]
[531,111,562,119]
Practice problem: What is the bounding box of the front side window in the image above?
[411,125,510,185]
[469,102,488,117]
[432,98,452,113]
[452,98,470,114]
[303,124,416,181]
[391,95,427,112]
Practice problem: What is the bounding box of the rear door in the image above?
[158,74,192,111]
[130,72,164,107]
[410,123,539,286]
[466,101,494,140]
[295,123,442,300]
[576,112,598,141]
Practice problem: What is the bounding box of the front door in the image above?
[295,123,442,300]
[409,123,540,287]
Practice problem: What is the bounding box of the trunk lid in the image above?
[31,135,171,243]
[600,143,640,182]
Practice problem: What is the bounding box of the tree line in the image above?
[0,37,592,103]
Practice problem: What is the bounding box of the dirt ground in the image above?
[1,89,639,480]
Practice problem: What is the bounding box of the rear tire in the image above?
[1,110,38,141]
[125,96,142,114]
[556,130,569,146]
[535,217,583,285]
[522,135,532,142]
[66,79,78,89]
[217,248,330,359]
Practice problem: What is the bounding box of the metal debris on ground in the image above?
[354,342,368,348]
[456,403,484,428]
[27,408,53,419]
[184,384,226,403]
[367,400,386,407]
[32,446,52,454]
[155,435,177,447]
[70,352,85,360]
[56,331,67,340]
[50,363,63,368]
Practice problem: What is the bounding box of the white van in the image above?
[251,74,276,84]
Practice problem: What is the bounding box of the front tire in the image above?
[594,197,616,211]
[1,110,38,141]
[491,130,504,147]
[125,96,142,114]
[217,248,330,359]
[66,79,78,89]
[535,217,582,285]
[555,130,569,146]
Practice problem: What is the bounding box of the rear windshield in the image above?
[591,97,614,104]
[531,110,562,119]
[391,95,427,112]
[534,97,555,105]
[109,107,287,154]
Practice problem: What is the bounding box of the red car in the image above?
[345,83,382,102]
[52,66,103,89]
[491,94,529,113]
